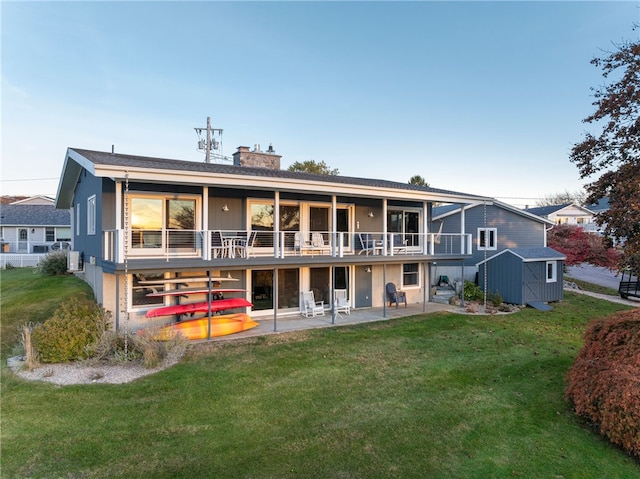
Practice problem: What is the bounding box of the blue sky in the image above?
[2,1,638,207]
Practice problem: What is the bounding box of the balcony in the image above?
[103,229,472,264]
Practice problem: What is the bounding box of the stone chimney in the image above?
[233,144,281,169]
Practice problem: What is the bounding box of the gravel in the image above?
[8,355,181,386]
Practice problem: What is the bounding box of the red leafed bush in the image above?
[548,223,619,267]
[565,309,640,457]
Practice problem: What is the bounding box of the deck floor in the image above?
[202,301,459,342]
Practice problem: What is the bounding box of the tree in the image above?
[408,175,429,187]
[288,160,339,175]
[536,190,587,207]
[570,32,640,272]
[547,224,618,267]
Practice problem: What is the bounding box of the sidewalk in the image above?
[564,287,639,307]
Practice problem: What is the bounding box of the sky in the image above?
[1,1,638,208]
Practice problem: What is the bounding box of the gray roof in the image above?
[476,247,565,266]
[524,204,572,216]
[0,204,71,227]
[66,148,488,199]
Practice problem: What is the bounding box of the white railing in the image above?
[102,229,473,263]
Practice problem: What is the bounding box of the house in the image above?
[476,247,566,306]
[525,203,599,234]
[55,146,488,332]
[0,196,71,253]
[430,200,554,287]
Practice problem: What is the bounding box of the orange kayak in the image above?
[141,313,259,340]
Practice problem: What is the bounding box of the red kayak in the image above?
[140,313,259,340]
[145,298,253,318]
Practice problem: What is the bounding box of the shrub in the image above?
[565,309,640,457]
[31,298,111,363]
[37,251,68,276]
[487,290,503,307]
[463,280,483,302]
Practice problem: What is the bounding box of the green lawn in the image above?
[1,268,638,478]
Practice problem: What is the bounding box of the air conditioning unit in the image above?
[68,251,81,271]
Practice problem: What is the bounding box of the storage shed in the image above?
[476,247,565,307]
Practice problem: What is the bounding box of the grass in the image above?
[564,275,620,296]
[0,267,94,358]
[1,268,639,478]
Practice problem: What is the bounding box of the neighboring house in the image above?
[477,247,565,306]
[55,146,489,332]
[431,200,554,285]
[525,203,599,234]
[0,196,71,253]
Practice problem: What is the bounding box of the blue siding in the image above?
[72,169,104,262]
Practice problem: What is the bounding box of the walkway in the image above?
[208,302,458,342]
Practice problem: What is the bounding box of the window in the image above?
[477,228,497,250]
[546,261,557,283]
[388,209,421,246]
[46,227,55,242]
[87,195,96,235]
[56,228,71,241]
[402,263,419,287]
[131,273,165,307]
[76,204,80,236]
[129,196,198,251]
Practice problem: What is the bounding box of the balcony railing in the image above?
[103,229,472,263]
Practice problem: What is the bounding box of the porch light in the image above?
[222,204,229,212]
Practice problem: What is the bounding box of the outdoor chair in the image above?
[302,290,325,317]
[235,231,257,258]
[390,234,407,255]
[211,230,226,259]
[334,289,351,315]
[386,282,407,308]
[358,233,383,256]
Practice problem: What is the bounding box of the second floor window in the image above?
[477,228,497,251]
[87,195,96,235]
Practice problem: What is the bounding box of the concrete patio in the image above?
[206,301,460,342]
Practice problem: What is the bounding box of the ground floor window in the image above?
[251,269,300,310]
[402,263,420,287]
[132,273,165,307]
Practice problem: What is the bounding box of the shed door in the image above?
[523,263,542,302]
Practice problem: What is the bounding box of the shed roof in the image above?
[476,247,566,266]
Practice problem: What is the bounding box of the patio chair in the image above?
[358,233,383,256]
[211,230,226,259]
[235,231,257,258]
[334,289,350,315]
[386,282,407,308]
[294,231,313,255]
[390,234,407,255]
[302,290,325,317]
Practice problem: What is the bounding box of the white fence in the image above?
[0,254,47,269]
